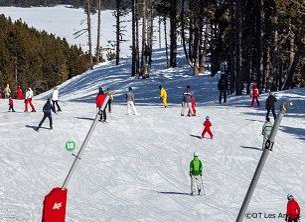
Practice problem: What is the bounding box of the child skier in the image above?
[261,117,273,150]
[201,116,213,139]
[189,152,203,195]
[8,97,15,112]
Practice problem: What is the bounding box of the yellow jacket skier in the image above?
[159,85,168,108]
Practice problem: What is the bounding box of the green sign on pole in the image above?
[65,140,76,152]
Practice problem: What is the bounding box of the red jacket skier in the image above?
[201,116,213,139]
[251,84,260,107]
[16,86,24,99]
[286,194,300,222]
[96,87,107,122]
[188,96,197,116]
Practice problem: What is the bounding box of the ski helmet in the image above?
[128,87,132,91]
[193,152,199,157]
[99,87,103,93]
[287,194,293,200]
[206,116,210,120]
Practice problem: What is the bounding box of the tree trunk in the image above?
[169,0,177,68]
[85,0,93,65]
[180,0,193,67]
[96,0,101,63]
[131,0,136,76]
[164,17,169,68]
[115,0,121,65]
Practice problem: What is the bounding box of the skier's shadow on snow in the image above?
[74,117,95,121]
[190,134,202,139]
[158,191,192,196]
[240,146,262,151]
[25,125,49,131]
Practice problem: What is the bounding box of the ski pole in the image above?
[200,175,206,196]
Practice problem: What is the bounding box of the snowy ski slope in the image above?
[1,49,305,221]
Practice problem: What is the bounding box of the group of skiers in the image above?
[1,79,298,218]
[0,84,37,112]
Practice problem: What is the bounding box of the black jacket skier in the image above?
[37,99,56,130]
[265,92,277,121]
[218,78,227,103]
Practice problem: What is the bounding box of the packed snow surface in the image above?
[1,48,305,221]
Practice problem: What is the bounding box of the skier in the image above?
[159,85,168,108]
[8,97,15,112]
[181,85,194,116]
[265,90,277,121]
[189,152,203,195]
[52,86,62,112]
[36,98,56,131]
[188,95,197,116]
[201,116,213,139]
[105,88,115,113]
[24,88,36,112]
[126,87,138,115]
[4,84,11,99]
[96,87,107,122]
[218,77,227,104]
[261,117,273,150]
[16,86,25,99]
[250,83,260,107]
[285,194,300,222]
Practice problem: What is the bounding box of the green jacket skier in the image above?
[189,152,203,195]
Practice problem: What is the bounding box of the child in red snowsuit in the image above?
[8,97,15,112]
[201,116,213,139]
[251,84,260,107]
[188,96,197,116]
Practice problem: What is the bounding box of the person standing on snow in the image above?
[188,95,197,116]
[16,86,25,99]
[189,152,203,195]
[159,85,168,108]
[250,83,260,107]
[218,77,227,104]
[181,85,194,116]
[105,88,115,113]
[96,87,107,122]
[285,194,301,222]
[4,84,11,99]
[201,116,213,139]
[8,97,15,112]
[261,117,273,150]
[52,86,62,112]
[126,87,138,115]
[36,98,56,131]
[24,88,36,112]
[265,90,277,121]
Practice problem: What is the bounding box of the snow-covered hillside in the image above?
[1,47,305,221]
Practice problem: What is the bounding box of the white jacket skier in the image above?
[262,117,273,150]
[26,88,34,99]
[126,87,138,115]
[52,87,62,111]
